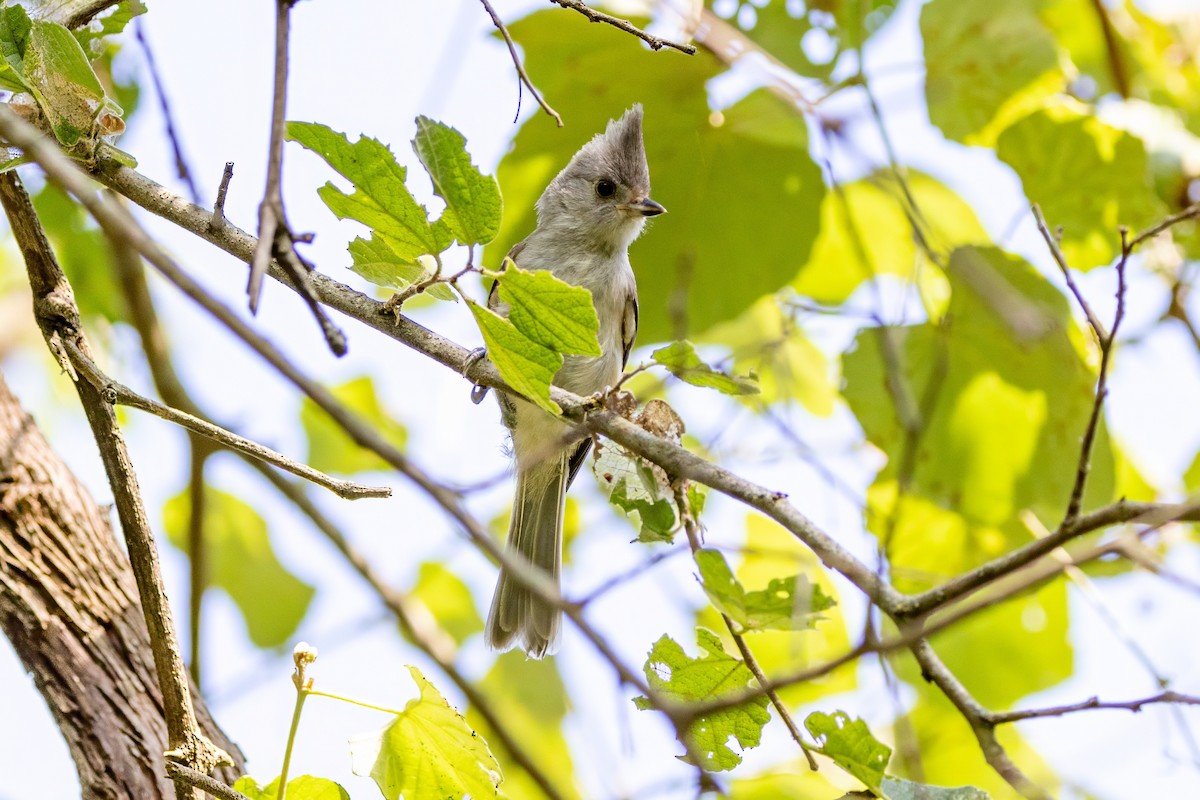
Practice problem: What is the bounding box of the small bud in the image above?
[293,641,318,667]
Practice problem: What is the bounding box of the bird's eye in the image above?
[596,179,617,198]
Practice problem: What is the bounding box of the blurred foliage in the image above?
[164,485,314,649]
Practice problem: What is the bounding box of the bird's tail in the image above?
[485,453,568,658]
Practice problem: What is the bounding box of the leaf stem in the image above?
[305,688,405,717]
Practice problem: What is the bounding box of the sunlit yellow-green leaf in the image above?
[300,375,406,475]
[350,666,501,800]
[411,562,483,646]
[467,651,580,800]
[805,711,891,793]
[347,234,456,302]
[844,246,1116,588]
[233,775,349,800]
[652,340,759,396]
[922,0,1060,145]
[792,171,988,307]
[165,487,314,649]
[698,515,857,707]
[996,102,1167,269]
[696,548,835,633]
[288,122,450,259]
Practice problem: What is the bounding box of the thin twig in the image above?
[674,484,819,771]
[245,0,347,354]
[1086,0,1131,99]
[549,0,696,54]
[895,499,1200,618]
[165,762,251,800]
[210,161,234,232]
[135,19,200,204]
[186,444,208,688]
[909,641,1052,800]
[248,0,291,313]
[1062,228,1128,524]
[479,0,563,126]
[67,346,391,499]
[1128,201,1200,249]
[986,691,1200,725]
[0,170,230,797]
[1032,204,1109,342]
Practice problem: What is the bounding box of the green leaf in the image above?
[32,181,123,323]
[704,516,857,707]
[804,711,891,793]
[921,0,1060,145]
[843,246,1116,589]
[1185,450,1200,495]
[706,0,897,80]
[412,116,502,247]
[0,4,33,94]
[300,375,406,475]
[700,297,836,414]
[496,264,602,357]
[232,775,350,800]
[652,341,759,395]
[610,476,677,543]
[467,299,562,414]
[350,666,501,800]
[791,171,988,306]
[490,13,825,342]
[287,122,450,259]
[73,1,147,57]
[634,629,770,771]
[164,487,314,649]
[24,18,122,146]
[410,562,483,645]
[695,548,835,633]
[996,102,1167,269]
[347,234,456,302]
[880,776,991,800]
[592,436,680,543]
[467,651,580,799]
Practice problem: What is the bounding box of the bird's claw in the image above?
[464,347,490,404]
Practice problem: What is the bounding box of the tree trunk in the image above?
[0,371,244,799]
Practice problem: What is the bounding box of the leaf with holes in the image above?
[695,548,835,633]
[805,711,891,793]
[652,341,759,395]
[634,628,770,771]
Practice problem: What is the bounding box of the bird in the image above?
[484,104,665,658]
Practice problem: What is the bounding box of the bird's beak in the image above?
[622,197,667,217]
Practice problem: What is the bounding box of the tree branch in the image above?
[548,0,696,54]
[986,691,1200,725]
[479,0,563,126]
[247,0,347,356]
[67,345,392,500]
[0,169,230,797]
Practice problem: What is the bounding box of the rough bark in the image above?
[0,372,244,799]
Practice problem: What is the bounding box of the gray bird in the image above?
[484,105,665,658]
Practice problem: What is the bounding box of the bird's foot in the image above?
[463,347,490,404]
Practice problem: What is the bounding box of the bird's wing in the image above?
[622,293,639,369]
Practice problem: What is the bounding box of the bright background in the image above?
[1,1,1199,798]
